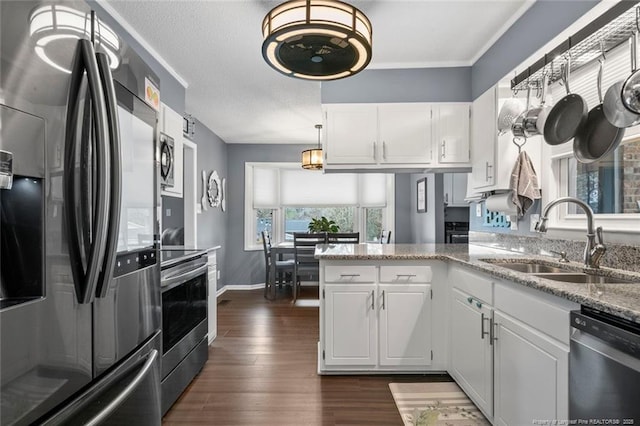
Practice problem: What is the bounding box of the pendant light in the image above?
[302,124,323,170]
[261,0,372,81]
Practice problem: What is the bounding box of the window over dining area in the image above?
[244,162,394,250]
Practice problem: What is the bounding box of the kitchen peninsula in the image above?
[315,243,640,425]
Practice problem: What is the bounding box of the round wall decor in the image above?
[208,170,221,207]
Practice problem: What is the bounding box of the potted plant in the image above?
[307,216,340,233]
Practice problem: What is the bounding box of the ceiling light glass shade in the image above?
[262,0,372,81]
[301,148,323,170]
[29,5,121,74]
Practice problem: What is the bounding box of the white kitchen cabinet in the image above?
[324,104,377,164]
[377,103,432,164]
[207,247,219,344]
[443,173,468,207]
[449,288,493,419]
[323,283,377,366]
[434,104,470,164]
[320,262,440,372]
[323,103,469,171]
[160,103,184,198]
[470,85,542,193]
[378,284,431,367]
[470,86,497,190]
[493,311,568,426]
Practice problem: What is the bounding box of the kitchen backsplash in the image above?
[469,200,541,236]
[470,231,640,273]
[161,195,185,245]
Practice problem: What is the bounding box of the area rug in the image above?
[389,381,490,426]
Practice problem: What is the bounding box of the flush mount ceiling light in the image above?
[29,5,121,74]
[302,124,324,170]
[261,0,372,81]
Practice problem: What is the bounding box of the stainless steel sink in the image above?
[533,273,638,284]
[489,262,572,274]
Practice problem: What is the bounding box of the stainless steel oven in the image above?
[160,249,208,414]
[569,307,640,423]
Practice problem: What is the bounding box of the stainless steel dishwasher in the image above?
[569,307,640,423]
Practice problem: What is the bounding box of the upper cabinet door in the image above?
[325,104,378,164]
[378,104,432,164]
[435,104,470,164]
[471,87,497,190]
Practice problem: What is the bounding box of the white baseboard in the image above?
[216,283,264,297]
[215,281,318,298]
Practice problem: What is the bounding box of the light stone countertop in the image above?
[315,243,640,324]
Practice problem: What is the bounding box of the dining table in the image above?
[269,241,295,300]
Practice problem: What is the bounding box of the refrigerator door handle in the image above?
[95,51,122,298]
[63,39,110,304]
[85,349,158,426]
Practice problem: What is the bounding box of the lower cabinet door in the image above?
[449,289,493,418]
[378,284,431,367]
[493,311,569,426]
[324,284,377,366]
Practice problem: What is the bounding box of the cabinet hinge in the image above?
[322,289,325,299]
[431,350,433,361]
[322,350,325,360]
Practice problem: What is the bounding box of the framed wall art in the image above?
[417,177,427,213]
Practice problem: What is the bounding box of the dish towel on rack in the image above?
[509,151,541,217]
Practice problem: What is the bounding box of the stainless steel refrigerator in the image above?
[1,1,162,424]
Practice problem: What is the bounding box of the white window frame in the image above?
[543,141,640,238]
[244,162,395,250]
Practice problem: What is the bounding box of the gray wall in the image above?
[193,119,228,290]
[226,144,315,286]
[405,173,445,244]
[321,1,601,103]
[471,0,600,99]
[394,174,412,244]
[322,67,472,103]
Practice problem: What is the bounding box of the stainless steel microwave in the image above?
[159,132,174,188]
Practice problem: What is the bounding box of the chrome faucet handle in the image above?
[596,226,605,245]
[550,250,569,263]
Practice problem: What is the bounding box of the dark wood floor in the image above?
[163,286,449,425]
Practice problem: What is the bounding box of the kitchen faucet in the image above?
[535,197,606,269]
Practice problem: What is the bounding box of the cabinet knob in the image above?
[467,297,473,304]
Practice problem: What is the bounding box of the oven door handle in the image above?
[162,264,208,292]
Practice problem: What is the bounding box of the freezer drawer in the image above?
[40,331,161,426]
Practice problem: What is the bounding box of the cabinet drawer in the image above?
[324,265,376,283]
[379,265,431,283]
[494,282,578,345]
[449,266,493,304]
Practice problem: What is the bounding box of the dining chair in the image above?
[292,232,327,302]
[327,232,360,243]
[261,230,294,299]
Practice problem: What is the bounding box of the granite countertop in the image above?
[315,243,640,324]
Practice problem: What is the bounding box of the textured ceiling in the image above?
[104,0,532,144]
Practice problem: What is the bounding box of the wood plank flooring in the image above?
[163,286,450,425]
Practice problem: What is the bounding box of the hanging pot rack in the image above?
[511,1,640,92]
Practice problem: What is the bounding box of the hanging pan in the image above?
[543,58,588,145]
[604,33,640,127]
[621,9,640,114]
[574,54,625,163]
